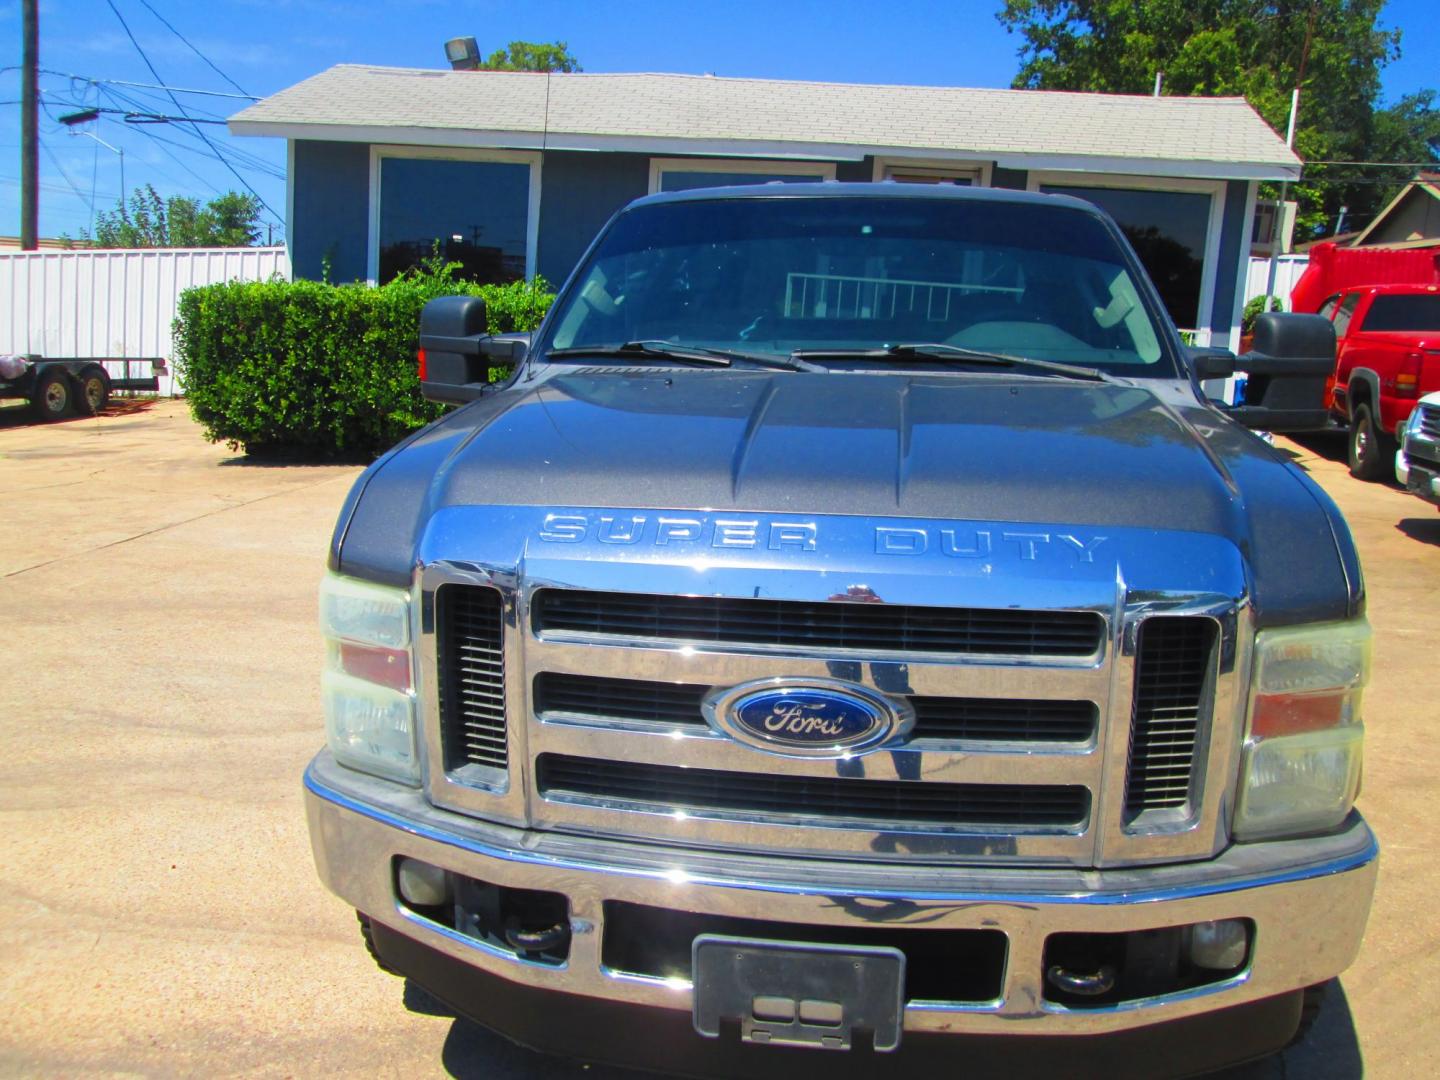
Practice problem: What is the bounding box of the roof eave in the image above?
[228,119,1302,182]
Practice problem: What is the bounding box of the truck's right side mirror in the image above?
[1223,312,1336,432]
[418,296,528,404]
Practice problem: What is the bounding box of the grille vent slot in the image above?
[437,585,508,770]
[533,589,1103,658]
[1124,616,1217,815]
[537,754,1089,830]
[534,672,1096,743]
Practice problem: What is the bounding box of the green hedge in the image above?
[174,261,553,458]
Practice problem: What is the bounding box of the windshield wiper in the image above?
[790,342,1109,382]
[546,340,825,372]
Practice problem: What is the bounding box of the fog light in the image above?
[398,858,449,907]
[1189,919,1248,970]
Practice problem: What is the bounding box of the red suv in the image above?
[1322,284,1440,479]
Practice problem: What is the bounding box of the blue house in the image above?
[230,66,1300,349]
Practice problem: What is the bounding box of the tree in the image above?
[479,40,581,73]
[995,1,1437,239]
[92,185,263,248]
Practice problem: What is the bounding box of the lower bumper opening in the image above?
[1043,921,1252,1007]
[393,856,572,965]
[601,899,1007,1004]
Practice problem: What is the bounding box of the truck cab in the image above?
[1319,285,1440,479]
[307,184,1375,1078]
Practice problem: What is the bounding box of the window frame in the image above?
[1026,171,1225,343]
[646,157,836,195]
[871,157,992,187]
[366,144,543,285]
[1332,292,1363,338]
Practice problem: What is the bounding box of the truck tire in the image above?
[74,365,111,416]
[30,368,71,422]
[358,912,401,976]
[1347,403,1392,481]
[1287,980,1331,1047]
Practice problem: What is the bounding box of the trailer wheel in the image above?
[74,366,111,416]
[30,369,71,422]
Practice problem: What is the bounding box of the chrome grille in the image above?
[437,585,508,770]
[533,589,1104,657]
[1419,404,1440,439]
[535,672,1097,743]
[1124,617,1217,815]
[417,506,1248,868]
[537,754,1090,829]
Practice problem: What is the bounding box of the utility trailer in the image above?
[0,356,165,422]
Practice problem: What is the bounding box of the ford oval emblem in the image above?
[702,678,913,758]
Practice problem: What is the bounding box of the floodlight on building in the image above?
[444,37,480,71]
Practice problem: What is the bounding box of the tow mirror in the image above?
[1217,313,1336,432]
[418,296,529,404]
[1188,347,1236,381]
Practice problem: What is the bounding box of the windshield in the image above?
[541,195,1174,373]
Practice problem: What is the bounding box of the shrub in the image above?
[174,260,553,458]
[1241,294,1284,335]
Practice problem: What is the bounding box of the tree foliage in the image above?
[996,1,1438,238]
[479,40,581,73]
[93,184,263,248]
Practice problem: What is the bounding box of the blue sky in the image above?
[2,0,1436,240]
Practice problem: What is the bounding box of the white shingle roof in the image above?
[230,65,1300,179]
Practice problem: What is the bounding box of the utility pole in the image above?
[21,0,39,249]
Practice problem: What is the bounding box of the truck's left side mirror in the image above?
[418,296,529,404]
[1222,312,1336,432]
[1187,347,1236,381]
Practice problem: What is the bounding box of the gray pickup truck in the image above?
[306,184,1376,1077]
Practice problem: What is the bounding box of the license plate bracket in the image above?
[691,935,905,1052]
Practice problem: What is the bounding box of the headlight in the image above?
[319,572,419,783]
[1234,620,1370,840]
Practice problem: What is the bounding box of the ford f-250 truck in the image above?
[306,184,1376,1077]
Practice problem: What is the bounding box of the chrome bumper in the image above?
[305,751,1377,1037]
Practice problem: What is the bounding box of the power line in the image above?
[134,0,250,98]
[100,0,281,225]
[96,83,284,180]
[37,139,95,212]
[33,67,258,101]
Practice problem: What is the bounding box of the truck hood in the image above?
[438,371,1238,531]
[336,369,1362,624]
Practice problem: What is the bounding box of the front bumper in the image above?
[1398,447,1440,505]
[305,751,1377,1040]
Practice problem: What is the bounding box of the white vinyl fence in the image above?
[1244,254,1310,309]
[0,246,290,396]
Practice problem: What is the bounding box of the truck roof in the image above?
[631,180,1101,215]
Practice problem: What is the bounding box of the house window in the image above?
[1036,180,1217,332]
[648,158,835,194]
[371,149,538,284]
[872,159,991,186]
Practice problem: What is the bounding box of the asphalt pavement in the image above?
[0,400,1434,1078]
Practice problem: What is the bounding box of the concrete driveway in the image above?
[0,401,1433,1078]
